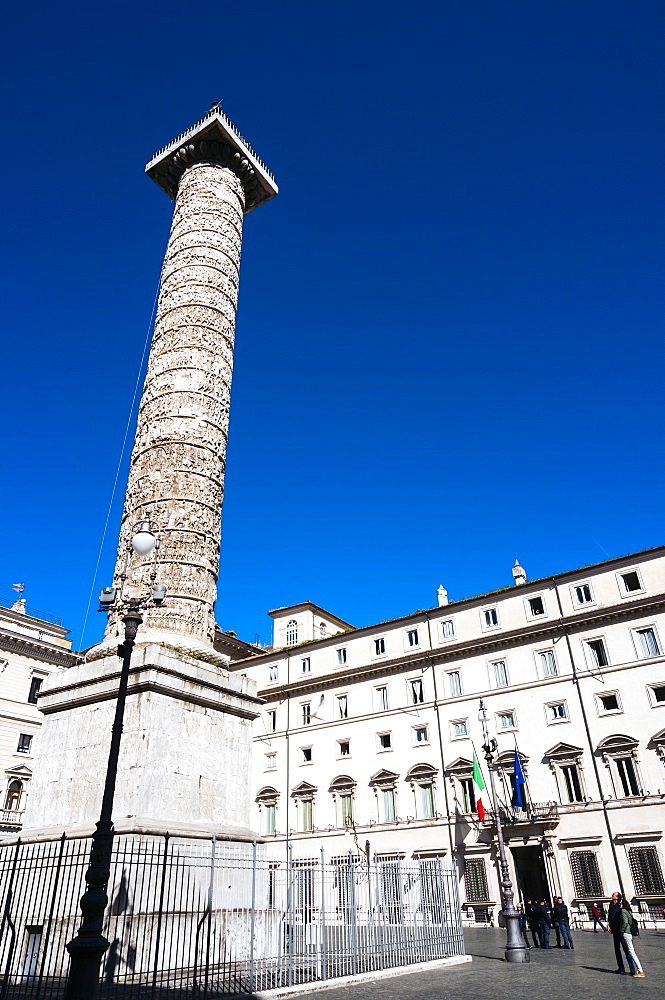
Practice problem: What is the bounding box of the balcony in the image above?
[0,808,24,832]
[481,801,559,827]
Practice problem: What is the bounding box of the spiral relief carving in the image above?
[105,161,246,647]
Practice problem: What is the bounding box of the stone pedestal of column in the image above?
[20,644,263,841]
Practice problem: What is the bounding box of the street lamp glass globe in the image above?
[132,530,156,555]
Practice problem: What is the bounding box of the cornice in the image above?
[0,633,80,668]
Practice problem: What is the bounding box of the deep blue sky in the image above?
[1,1,662,649]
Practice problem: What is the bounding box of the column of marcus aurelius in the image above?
[103,111,278,653]
[20,110,277,839]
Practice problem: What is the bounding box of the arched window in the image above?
[406,763,438,819]
[329,775,356,827]
[597,734,643,797]
[256,786,279,835]
[291,782,317,832]
[4,780,22,812]
[286,620,298,646]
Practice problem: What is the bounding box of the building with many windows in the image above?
[0,600,78,832]
[231,546,665,923]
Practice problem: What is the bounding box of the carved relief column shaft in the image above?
[105,161,245,647]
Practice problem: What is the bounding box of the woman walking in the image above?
[620,900,645,978]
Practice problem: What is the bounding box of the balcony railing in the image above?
[0,808,24,828]
[481,801,559,826]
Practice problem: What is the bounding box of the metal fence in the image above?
[0,835,464,998]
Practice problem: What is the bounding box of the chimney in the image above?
[512,560,527,586]
[437,585,449,607]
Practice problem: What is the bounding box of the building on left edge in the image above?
[0,599,79,832]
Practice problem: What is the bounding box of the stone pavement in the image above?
[316,927,664,999]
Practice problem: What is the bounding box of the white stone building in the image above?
[0,601,78,832]
[230,546,665,923]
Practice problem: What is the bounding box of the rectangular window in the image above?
[337,648,347,666]
[301,747,312,764]
[301,799,313,832]
[336,695,348,719]
[301,657,311,674]
[383,788,396,822]
[616,757,639,796]
[621,571,642,593]
[28,677,43,704]
[414,726,429,744]
[628,846,665,895]
[340,794,353,826]
[375,686,389,711]
[561,763,583,802]
[650,685,665,705]
[269,665,279,682]
[265,753,276,770]
[491,660,508,687]
[538,650,558,677]
[459,777,476,813]
[378,732,392,750]
[338,740,350,757]
[264,804,276,835]
[301,703,311,726]
[575,583,593,605]
[528,596,545,616]
[267,710,277,732]
[570,851,603,898]
[406,629,419,647]
[409,678,424,704]
[420,784,434,818]
[440,620,454,639]
[597,691,620,713]
[547,702,568,722]
[17,734,33,754]
[451,720,468,738]
[586,638,609,667]
[374,637,385,655]
[484,608,499,628]
[636,627,660,658]
[448,670,462,697]
[464,859,489,902]
[497,712,515,730]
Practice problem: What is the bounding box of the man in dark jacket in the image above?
[608,892,636,974]
[552,897,574,949]
[525,899,540,948]
[531,899,551,948]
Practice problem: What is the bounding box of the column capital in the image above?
[146,108,278,213]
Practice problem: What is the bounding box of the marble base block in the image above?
[19,643,263,841]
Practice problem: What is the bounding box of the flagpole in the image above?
[478,700,529,964]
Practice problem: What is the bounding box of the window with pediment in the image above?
[597,734,644,798]
[329,775,356,827]
[544,743,587,803]
[406,763,437,819]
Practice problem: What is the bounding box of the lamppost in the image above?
[64,517,167,1000]
[478,699,529,964]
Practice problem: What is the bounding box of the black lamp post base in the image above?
[64,936,110,1000]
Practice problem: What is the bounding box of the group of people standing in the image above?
[518,898,574,949]
[516,892,646,978]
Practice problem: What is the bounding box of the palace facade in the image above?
[231,546,665,923]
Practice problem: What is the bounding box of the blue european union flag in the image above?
[512,750,526,808]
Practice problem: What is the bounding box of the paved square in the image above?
[316,927,664,999]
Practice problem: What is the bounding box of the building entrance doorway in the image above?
[510,846,550,903]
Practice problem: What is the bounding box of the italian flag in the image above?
[472,753,485,820]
